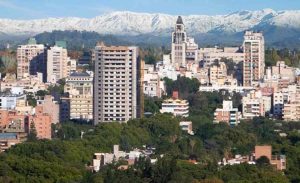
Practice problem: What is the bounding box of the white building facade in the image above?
[160,98,189,117]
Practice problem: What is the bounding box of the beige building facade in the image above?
[17,38,46,81]
[65,72,93,121]
[243,31,265,86]
[37,95,60,124]
[93,43,142,124]
[47,45,69,83]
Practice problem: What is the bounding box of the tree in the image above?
[144,96,162,114]
[0,115,298,182]
[0,163,11,176]
[164,76,200,99]
[26,93,37,107]
[36,90,49,97]
[256,156,270,167]
[139,46,163,65]
[152,156,177,183]
[27,121,38,141]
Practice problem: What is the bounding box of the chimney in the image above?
[172,91,179,99]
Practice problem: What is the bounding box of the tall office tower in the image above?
[47,42,70,83]
[93,43,143,124]
[17,38,47,81]
[171,16,187,68]
[243,31,265,86]
[65,71,93,121]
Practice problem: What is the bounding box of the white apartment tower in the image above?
[93,43,143,124]
[243,31,265,86]
[17,38,47,81]
[171,16,187,68]
[47,44,69,83]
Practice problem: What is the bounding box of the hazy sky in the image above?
[0,0,299,19]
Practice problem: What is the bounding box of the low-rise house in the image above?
[218,145,286,171]
[255,145,286,171]
[160,98,189,117]
[92,145,155,172]
[179,121,194,135]
[160,91,189,117]
[218,155,255,166]
[214,100,241,126]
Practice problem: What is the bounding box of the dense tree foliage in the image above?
[188,91,242,127]
[164,76,200,99]
[144,96,163,114]
[139,46,169,65]
[265,48,300,67]
[0,115,300,182]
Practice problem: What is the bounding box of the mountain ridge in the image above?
[1,9,300,37]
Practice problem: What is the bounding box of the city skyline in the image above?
[0,2,299,181]
[0,0,299,19]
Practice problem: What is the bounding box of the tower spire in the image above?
[176,16,183,24]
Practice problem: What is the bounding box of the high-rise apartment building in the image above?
[17,38,47,81]
[47,42,72,83]
[243,31,265,86]
[93,43,143,124]
[65,72,93,121]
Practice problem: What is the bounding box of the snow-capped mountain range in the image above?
[1,9,300,36]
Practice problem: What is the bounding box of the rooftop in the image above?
[0,133,17,139]
[163,98,188,104]
[70,72,90,77]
